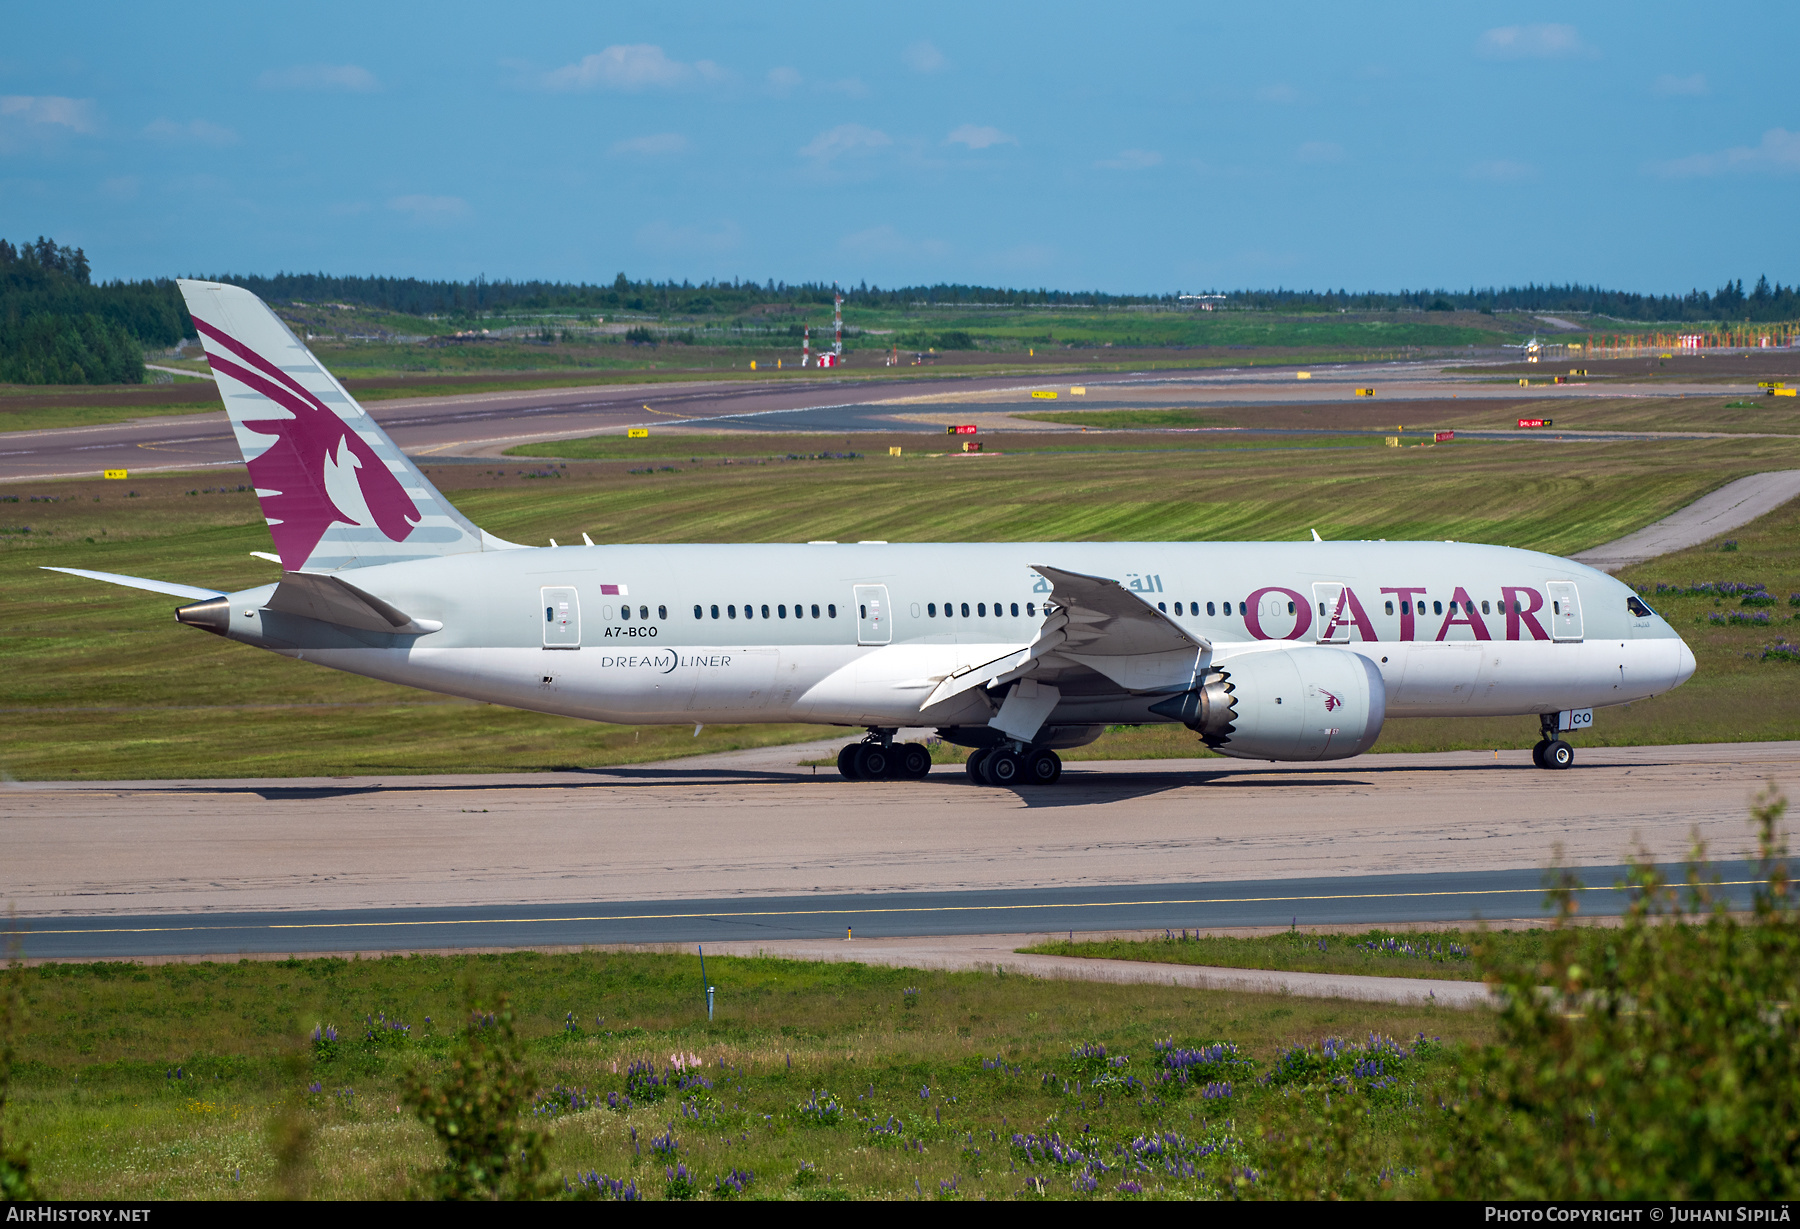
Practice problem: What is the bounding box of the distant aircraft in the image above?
[48,282,1695,784]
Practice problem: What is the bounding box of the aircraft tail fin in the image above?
[175,279,519,572]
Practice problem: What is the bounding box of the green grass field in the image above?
[3,428,1798,779]
[1023,393,1800,437]
[1,948,1489,1200]
[1021,926,1581,983]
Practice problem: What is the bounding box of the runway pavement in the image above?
[2,359,1772,483]
[5,741,1791,960]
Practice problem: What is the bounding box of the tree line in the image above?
[0,238,190,385]
[213,269,1800,324]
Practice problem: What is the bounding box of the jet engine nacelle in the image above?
[1150,645,1386,762]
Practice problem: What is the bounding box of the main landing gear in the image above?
[836,731,933,780]
[965,744,1062,787]
[1531,714,1575,770]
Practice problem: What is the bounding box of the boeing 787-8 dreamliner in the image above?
[49,282,1696,784]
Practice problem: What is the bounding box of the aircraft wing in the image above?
[922,564,1207,709]
[264,572,442,635]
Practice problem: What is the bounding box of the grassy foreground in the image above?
[1022,927,1563,983]
[2,949,1486,1200]
[3,430,1799,778]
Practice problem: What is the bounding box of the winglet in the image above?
[1310,528,1322,542]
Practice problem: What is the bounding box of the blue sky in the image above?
[2,2,1795,294]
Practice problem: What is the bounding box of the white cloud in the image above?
[0,95,98,133]
[1256,83,1301,104]
[798,123,892,163]
[145,117,239,147]
[767,66,802,94]
[536,45,725,91]
[635,218,742,254]
[1653,73,1708,97]
[611,132,689,156]
[1097,148,1162,171]
[946,124,1016,150]
[388,194,470,223]
[257,64,379,92]
[1478,24,1587,59]
[1296,141,1344,164]
[903,41,948,74]
[1467,158,1539,183]
[1651,128,1800,178]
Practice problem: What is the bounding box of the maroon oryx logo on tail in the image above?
[194,317,420,568]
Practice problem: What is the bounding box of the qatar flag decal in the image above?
[600,584,629,596]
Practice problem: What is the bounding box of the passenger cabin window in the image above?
[745,604,754,620]
[811,604,821,618]
[1174,602,1184,615]
[1158,601,1167,612]
[1207,601,1216,616]
[694,604,703,619]
[779,604,787,618]
[1481,600,1490,614]
[859,604,867,618]
[961,602,970,617]
[621,605,630,620]
[1011,602,1019,616]
[1287,601,1295,615]
[928,603,937,617]
[828,604,837,618]
[978,603,986,617]
[709,604,719,619]
[1433,601,1443,615]
[728,605,737,619]
[1385,601,1394,615]
[1026,602,1035,616]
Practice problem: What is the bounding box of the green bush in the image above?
[402,994,551,1200]
[1423,788,1800,1199]
[0,947,37,1200]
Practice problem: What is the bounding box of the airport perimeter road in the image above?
[5,742,1794,959]
[3,360,1773,482]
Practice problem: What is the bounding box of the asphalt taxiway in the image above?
[5,741,1792,960]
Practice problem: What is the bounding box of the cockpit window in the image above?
[1626,595,1656,618]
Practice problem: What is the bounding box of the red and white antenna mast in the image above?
[801,326,811,367]
[832,282,843,357]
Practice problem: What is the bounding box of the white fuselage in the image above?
[212,540,1696,735]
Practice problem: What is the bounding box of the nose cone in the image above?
[1672,637,1697,689]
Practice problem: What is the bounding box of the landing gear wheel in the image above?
[965,748,991,781]
[837,743,861,779]
[984,748,1024,786]
[1545,739,1575,770]
[897,743,932,779]
[854,743,892,779]
[1530,740,1550,769]
[1025,748,1062,784]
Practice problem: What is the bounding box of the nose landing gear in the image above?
[1531,714,1575,770]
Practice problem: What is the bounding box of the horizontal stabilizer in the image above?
[266,571,441,635]
[42,566,225,601]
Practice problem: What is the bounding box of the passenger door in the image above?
[1547,581,1584,642]
[854,584,892,646]
[1312,582,1349,643]
[542,586,580,649]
